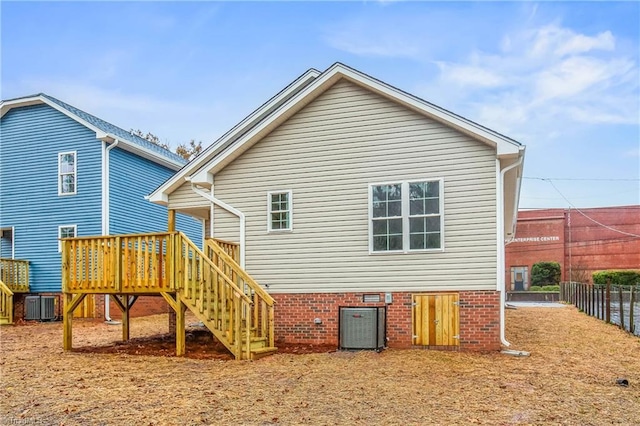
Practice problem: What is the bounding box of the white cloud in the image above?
[422,23,639,140]
[12,79,228,148]
[436,62,504,88]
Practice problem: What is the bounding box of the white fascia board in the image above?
[189,170,214,187]
[0,97,45,117]
[147,68,322,204]
[1,95,184,170]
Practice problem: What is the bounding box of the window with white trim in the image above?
[58,151,77,195]
[370,179,443,252]
[58,225,77,252]
[268,191,292,232]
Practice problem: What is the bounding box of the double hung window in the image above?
[370,179,443,253]
[268,191,292,232]
[58,152,77,195]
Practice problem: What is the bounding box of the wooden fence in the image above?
[560,282,640,335]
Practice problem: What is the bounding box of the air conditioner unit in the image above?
[339,306,386,351]
[24,296,57,321]
[24,296,40,320]
[40,296,56,320]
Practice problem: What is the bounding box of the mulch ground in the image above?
[1,306,640,425]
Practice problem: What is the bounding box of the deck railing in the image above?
[0,258,29,293]
[208,238,240,264]
[62,233,174,293]
[62,232,275,359]
[205,239,275,349]
[0,280,14,324]
[177,233,254,358]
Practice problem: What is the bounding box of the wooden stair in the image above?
[0,279,14,325]
[60,231,276,360]
[175,234,276,360]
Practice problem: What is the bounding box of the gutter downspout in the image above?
[103,139,119,322]
[497,154,523,348]
[190,181,246,268]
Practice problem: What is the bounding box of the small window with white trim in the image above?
[268,190,292,232]
[370,179,443,253]
[59,225,77,252]
[58,151,77,195]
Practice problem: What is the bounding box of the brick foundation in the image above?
[12,293,63,322]
[458,291,501,351]
[272,290,501,352]
[11,293,169,322]
[106,295,169,320]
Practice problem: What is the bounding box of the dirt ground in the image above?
[1,306,640,425]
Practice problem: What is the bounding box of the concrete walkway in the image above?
[507,301,567,308]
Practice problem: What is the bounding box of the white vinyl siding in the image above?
[167,181,210,210]
[267,190,292,232]
[58,151,77,195]
[211,79,497,293]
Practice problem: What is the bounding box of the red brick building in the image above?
[505,205,640,290]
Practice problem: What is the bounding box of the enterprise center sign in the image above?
[512,236,560,243]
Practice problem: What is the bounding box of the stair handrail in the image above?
[0,279,14,324]
[204,239,275,306]
[177,233,252,305]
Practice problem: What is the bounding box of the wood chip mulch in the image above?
[1,306,640,425]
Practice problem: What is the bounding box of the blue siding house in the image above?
[0,93,202,319]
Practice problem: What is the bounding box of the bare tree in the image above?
[130,129,203,161]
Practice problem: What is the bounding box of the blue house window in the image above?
[58,151,77,195]
[58,225,76,252]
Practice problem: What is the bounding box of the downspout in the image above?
[190,181,246,268]
[103,139,119,322]
[497,154,523,347]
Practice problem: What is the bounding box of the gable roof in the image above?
[0,93,186,169]
[149,62,525,203]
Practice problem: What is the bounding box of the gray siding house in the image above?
[148,63,525,351]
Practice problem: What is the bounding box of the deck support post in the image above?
[63,293,87,351]
[168,209,176,232]
[176,297,186,356]
[111,295,139,341]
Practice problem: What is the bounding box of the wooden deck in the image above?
[0,258,30,293]
[61,232,276,360]
[0,258,30,325]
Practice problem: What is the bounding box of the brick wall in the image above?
[459,291,501,351]
[272,290,501,352]
[12,293,63,322]
[107,295,169,320]
[12,293,168,322]
[506,206,640,285]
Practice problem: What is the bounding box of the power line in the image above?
[544,179,640,238]
[524,177,640,182]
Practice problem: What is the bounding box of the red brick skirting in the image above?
[272,290,501,352]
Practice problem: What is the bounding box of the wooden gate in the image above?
[412,293,459,347]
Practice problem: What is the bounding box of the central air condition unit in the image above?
[24,296,57,321]
[339,306,386,351]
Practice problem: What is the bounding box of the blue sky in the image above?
[2,1,638,209]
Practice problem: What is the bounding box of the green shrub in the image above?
[531,261,561,286]
[529,285,560,292]
[592,270,640,286]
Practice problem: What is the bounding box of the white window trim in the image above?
[58,224,77,252]
[368,178,445,254]
[267,190,293,233]
[58,151,77,196]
